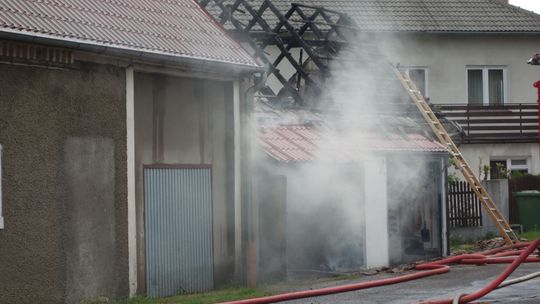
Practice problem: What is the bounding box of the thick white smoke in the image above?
[253,32,445,279]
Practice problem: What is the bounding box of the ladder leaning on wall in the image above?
[392,66,520,244]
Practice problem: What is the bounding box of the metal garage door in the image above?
[144,167,213,298]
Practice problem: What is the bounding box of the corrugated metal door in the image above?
[144,167,214,298]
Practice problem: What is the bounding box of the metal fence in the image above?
[144,166,214,298]
[439,103,539,144]
[448,181,483,227]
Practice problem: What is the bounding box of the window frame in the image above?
[466,66,508,105]
[490,157,529,179]
[404,67,429,99]
[508,158,529,173]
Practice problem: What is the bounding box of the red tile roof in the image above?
[0,0,259,67]
[259,125,448,163]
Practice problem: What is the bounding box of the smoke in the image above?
[253,31,446,280]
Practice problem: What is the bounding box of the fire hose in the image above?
[221,237,540,304]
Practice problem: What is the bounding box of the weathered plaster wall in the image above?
[64,137,119,303]
[0,62,128,303]
[134,73,236,292]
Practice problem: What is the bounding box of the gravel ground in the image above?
[267,263,540,303]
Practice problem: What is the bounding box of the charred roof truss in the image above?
[200,0,357,105]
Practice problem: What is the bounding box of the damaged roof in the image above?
[204,0,540,33]
[259,124,448,163]
[0,0,260,67]
[254,98,454,163]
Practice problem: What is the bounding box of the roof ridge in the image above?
[207,0,540,33]
[491,0,540,21]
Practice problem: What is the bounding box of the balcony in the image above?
[438,103,539,144]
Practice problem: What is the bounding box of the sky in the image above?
[509,0,540,14]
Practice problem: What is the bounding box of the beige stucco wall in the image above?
[264,34,540,104]
[376,33,540,104]
[376,33,540,175]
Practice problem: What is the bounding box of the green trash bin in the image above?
[514,191,540,232]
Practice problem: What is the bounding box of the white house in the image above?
[203,0,540,178]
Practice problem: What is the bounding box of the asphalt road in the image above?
[272,264,540,303]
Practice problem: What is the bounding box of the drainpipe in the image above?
[528,53,540,173]
[534,82,540,165]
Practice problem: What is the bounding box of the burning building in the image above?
[199,0,457,284]
[251,107,450,283]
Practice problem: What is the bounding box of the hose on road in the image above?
[497,270,540,289]
[220,237,540,304]
[420,236,540,304]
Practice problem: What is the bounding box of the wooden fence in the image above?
[448,181,483,227]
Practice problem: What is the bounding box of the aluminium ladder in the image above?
[392,66,520,244]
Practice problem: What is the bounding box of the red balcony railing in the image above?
[438,103,539,144]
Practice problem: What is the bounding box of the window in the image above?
[405,68,428,98]
[509,159,529,174]
[467,67,506,105]
[490,158,529,179]
[0,144,3,229]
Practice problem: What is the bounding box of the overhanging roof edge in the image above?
[0,29,265,72]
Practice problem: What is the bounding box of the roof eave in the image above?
[359,30,540,35]
[0,29,265,74]
[245,28,540,36]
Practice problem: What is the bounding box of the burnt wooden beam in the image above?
[198,0,361,106]
[207,0,304,102]
[265,0,330,76]
[239,0,323,91]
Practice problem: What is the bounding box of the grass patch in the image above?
[111,287,272,304]
[450,236,476,253]
[330,273,362,281]
[450,243,476,252]
[520,230,540,241]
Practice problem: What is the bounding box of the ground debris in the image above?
[452,249,471,255]
[377,263,417,274]
[477,237,506,251]
[394,263,416,273]
[360,269,380,276]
